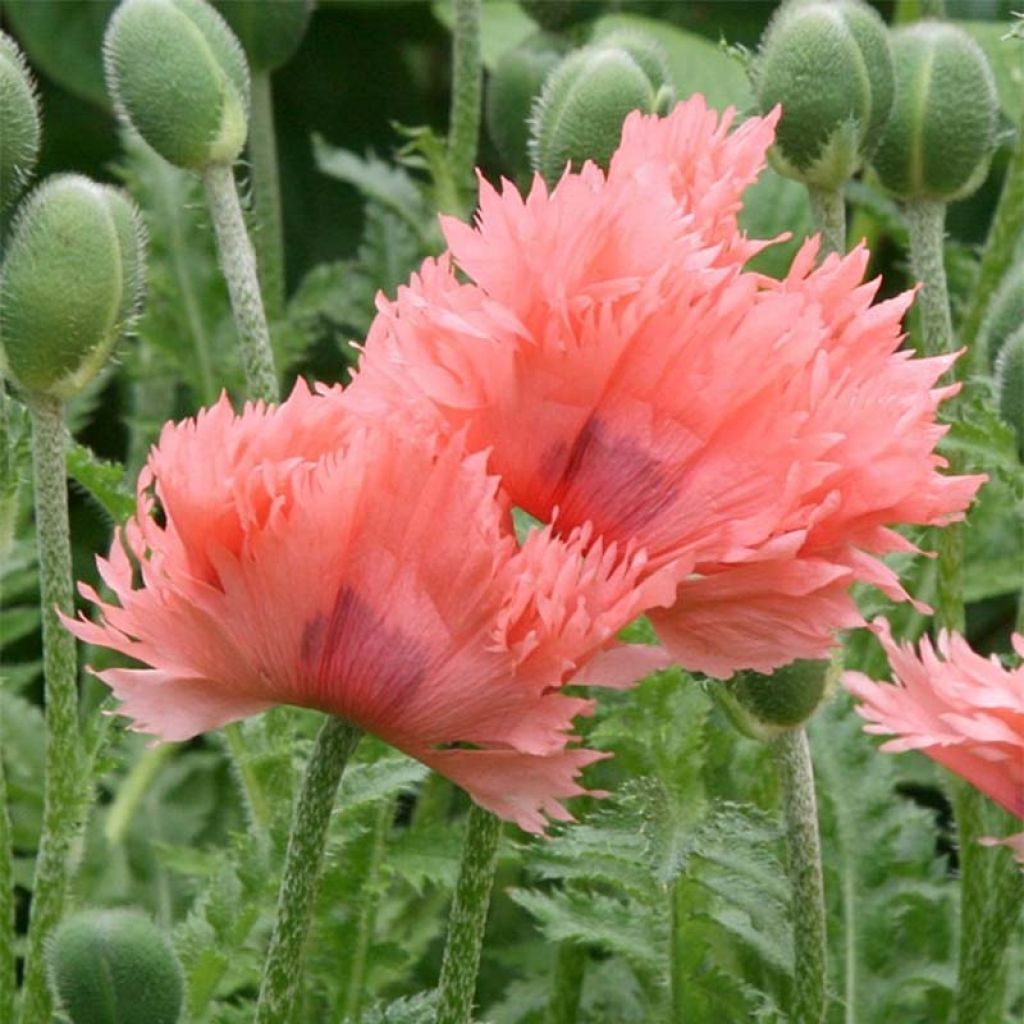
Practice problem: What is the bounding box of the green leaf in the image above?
[65,441,135,522]
[739,168,812,279]
[3,0,115,109]
[956,21,1024,123]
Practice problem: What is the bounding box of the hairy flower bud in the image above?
[104,0,250,169]
[0,31,41,212]
[213,0,313,73]
[755,0,894,190]
[0,175,146,399]
[718,659,834,742]
[995,326,1024,459]
[981,262,1024,369]
[872,22,998,202]
[530,36,675,185]
[487,31,569,178]
[48,909,184,1024]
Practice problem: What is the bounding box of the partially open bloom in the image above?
[344,96,983,678]
[63,382,675,832]
[844,619,1024,862]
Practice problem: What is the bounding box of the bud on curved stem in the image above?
[48,908,185,1024]
[0,31,42,212]
[718,659,834,742]
[530,34,675,186]
[755,0,894,192]
[104,0,250,171]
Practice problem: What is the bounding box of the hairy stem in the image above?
[963,121,1024,373]
[953,783,1024,1024]
[545,942,586,1024]
[906,199,954,360]
[249,70,286,320]
[19,394,83,1024]
[773,728,827,1024]
[808,186,847,260]
[202,162,279,403]
[436,804,502,1024]
[446,0,483,205]
[255,716,361,1023]
[906,198,965,634]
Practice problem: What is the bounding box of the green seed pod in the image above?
[872,22,998,202]
[717,659,834,742]
[980,262,1024,369]
[530,40,675,186]
[995,326,1024,459]
[486,31,569,178]
[213,0,314,73]
[755,0,894,190]
[104,0,250,169]
[48,909,184,1024]
[0,31,42,213]
[0,175,146,399]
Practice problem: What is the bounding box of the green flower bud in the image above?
[486,31,569,178]
[48,909,184,1024]
[995,326,1024,459]
[0,175,146,399]
[980,262,1024,369]
[872,22,998,202]
[104,0,250,169]
[717,659,834,742]
[755,0,894,190]
[0,31,42,212]
[530,38,675,186]
[213,0,313,73]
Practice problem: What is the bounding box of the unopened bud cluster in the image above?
[755,0,894,191]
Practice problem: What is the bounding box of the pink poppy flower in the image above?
[63,381,676,833]
[844,619,1024,862]
[344,96,983,678]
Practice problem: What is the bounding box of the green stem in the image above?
[906,198,965,634]
[249,70,286,320]
[201,162,279,403]
[906,199,954,360]
[446,0,483,204]
[104,742,176,845]
[222,720,274,836]
[545,942,586,1024]
[952,782,1024,1024]
[807,186,847,260]
[343,798,392,1022]
[127,341,176,477]
[255,716,361,1023]
[963,123,1024,374]
[18,394,83,1024]
[436,803,502,1024]
[0,748,14,1024]
[772,728,827,1024]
